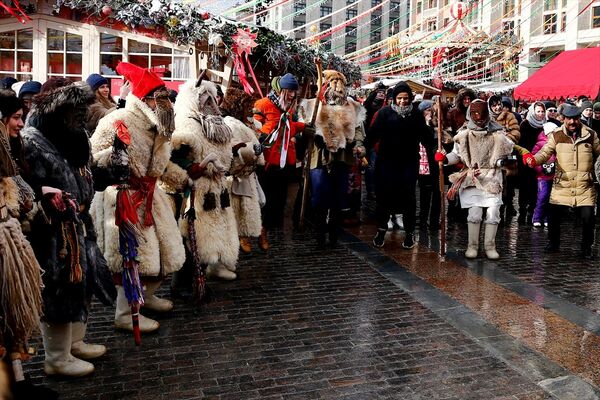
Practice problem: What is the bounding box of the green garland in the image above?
[53,0,362,82]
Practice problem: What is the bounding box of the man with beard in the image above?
[21,80,116,376]
[368,82,429,249]
[436,99,514,259]
[523,103,600,260]
[308,69,366,246]
[90,62,185,333]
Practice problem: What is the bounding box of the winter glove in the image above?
[434,151,446,163]
[303,124,316,140]
[314,135,326,150]
[522,153,536,167]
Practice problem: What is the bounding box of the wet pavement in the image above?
[23,188,600,399]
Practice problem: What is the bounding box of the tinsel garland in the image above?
[51,0,362,82]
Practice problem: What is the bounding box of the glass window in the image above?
[320,6,332,17]
[543,13,557,34]
[0,29,33,80]
[503,0,514,17]
[151,44,171,54]
[0,32,15,50]
[129,54,149,67]
[0,51,14,72]
[101,54,121,76]
[294,2,305,13]
[346,26,357,37]
[347,9,357,18]
[100,33,122,52]
[593,6,600,28]
[544,0,557,11]
[16,29,32,49]
[129,39,149,53]
[47,28,82,79]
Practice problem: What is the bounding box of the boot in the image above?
[239,237,252,254]
[114,286,159,333]
[484,223,500,260]
[206,264,236,280]
[373,228,386,248]
[465,222,480,259]
[71,322,106,360]
[258,228,269,251]
[40,322,94,377]
[142,281,173,313]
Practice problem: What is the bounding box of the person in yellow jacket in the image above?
[523,103,600,259]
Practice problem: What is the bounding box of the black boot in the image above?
[373,229,386,248]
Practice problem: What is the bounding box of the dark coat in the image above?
[368,105,428,210]
[518,119,543,183]
[21,123,115,323]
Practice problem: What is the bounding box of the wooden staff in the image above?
[436,96,446,256]
[298,58,323,231]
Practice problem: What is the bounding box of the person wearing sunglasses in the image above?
[544,101,560,125]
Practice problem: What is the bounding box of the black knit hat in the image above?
[392,81,413,101]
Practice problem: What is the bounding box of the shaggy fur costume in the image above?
[165,79,239,271]
[90,93,185,277]
[450,127,514,195]
[224,116,263,238]
[22,82,116,323]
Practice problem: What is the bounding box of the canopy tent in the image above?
[514,48,600,101]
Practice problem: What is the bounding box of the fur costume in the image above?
[90,92,186,277]
[224,116,264,238]
[21,82,116,323]
[163,79,239,271]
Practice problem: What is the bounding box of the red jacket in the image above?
[253,97,305,169]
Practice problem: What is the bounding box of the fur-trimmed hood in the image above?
[27,81,94,127]
[454,88,476,112]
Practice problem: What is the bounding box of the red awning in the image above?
[514,47,600,101]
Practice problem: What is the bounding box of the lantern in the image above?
[450,2,468,20]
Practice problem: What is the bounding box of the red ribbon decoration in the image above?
[0,1,31,24]
[231,28,263,98]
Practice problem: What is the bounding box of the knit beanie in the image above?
[501,96,513,109]
[279,73,299,90]
[0,77,17,90]
[418,100,433,112]
[594,102,600,112]
[18,80,41,98]
[580,100,593,111]
[392,81,413,101]
[86,73,108,92]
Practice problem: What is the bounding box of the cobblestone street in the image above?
[23,190,600,399]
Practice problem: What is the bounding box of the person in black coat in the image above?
[417,100,441,230]
[367,82,429,248]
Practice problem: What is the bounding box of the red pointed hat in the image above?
[116,61,165,99]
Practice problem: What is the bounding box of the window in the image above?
[0,29,33,80]
[560,12,566,32]
[502,20,515,35]
[426,0,436,9]
[426,18,437,31]
[347,8,357,18]
[544,0,557,11]
[503,0,514,17]
[126,39,189,80]
[370,30,381,42]
[320,5,332,17]
[593,6,600,28]
[346,0,356,3]
[371,0,381,6]
[294,2,305,13]
[345,26,357,37]
[293,20,304,28]
[47,29,82,79]
[543,13,557,34]
[320,23,332,32]
[100,33,122,76]
[345,42,357,53]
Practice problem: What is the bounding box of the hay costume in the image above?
[90,62,185,334]
[304,70,366,246]
[162,78,240,280]
[442,99,514,259]
[21,82,116,376]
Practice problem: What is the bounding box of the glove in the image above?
[303,124,316,140]
[187,163,206,180]
[41,186,66,212]
[314,135,326,150]
[119,81,131,99]
[434,151,446,163]
[522,153,536,167]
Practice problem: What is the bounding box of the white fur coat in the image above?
[90,94,185,276]
[168,80,239,270]
[224,116,263,238]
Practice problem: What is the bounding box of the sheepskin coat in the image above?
[533,124,600,207]
[224,116,263,238]
[90,93,185,277]
[447,125,514,208]
[164,79,239,270]
[21,84,116,322]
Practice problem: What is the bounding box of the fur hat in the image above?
[323,70,347,86]
[279,73,299,90]
[18,81,41,98]
[392,81,413,101]
[116,61,165,99]
[86,73,108,92]
[30,81,94,116]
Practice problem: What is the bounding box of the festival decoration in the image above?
[450,1,468,20]
[231,28,263,97]
[0,0,32,23]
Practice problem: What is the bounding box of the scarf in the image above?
[465,108,504,133]
[526,103,546,129]
[391,103,413,118]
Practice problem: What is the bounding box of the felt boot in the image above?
[206,264,236,280]
[465,222,480,259]
[114,286,159,333]
[484,223,500,260]
[70,322,106,360]
[142,281,173,312]
[40,322,94,377]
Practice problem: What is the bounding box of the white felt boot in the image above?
[142,281,173,312]
[71,322,106,360]
[206,264,236,280]
[114,286,159,333]
[41,322,94,377]
[465,222,480,259]
[484,223,500,260]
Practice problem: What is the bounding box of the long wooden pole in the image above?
[436,96,446,256]
[298,58,323,231]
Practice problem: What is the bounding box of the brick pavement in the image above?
[25,225,550,399]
